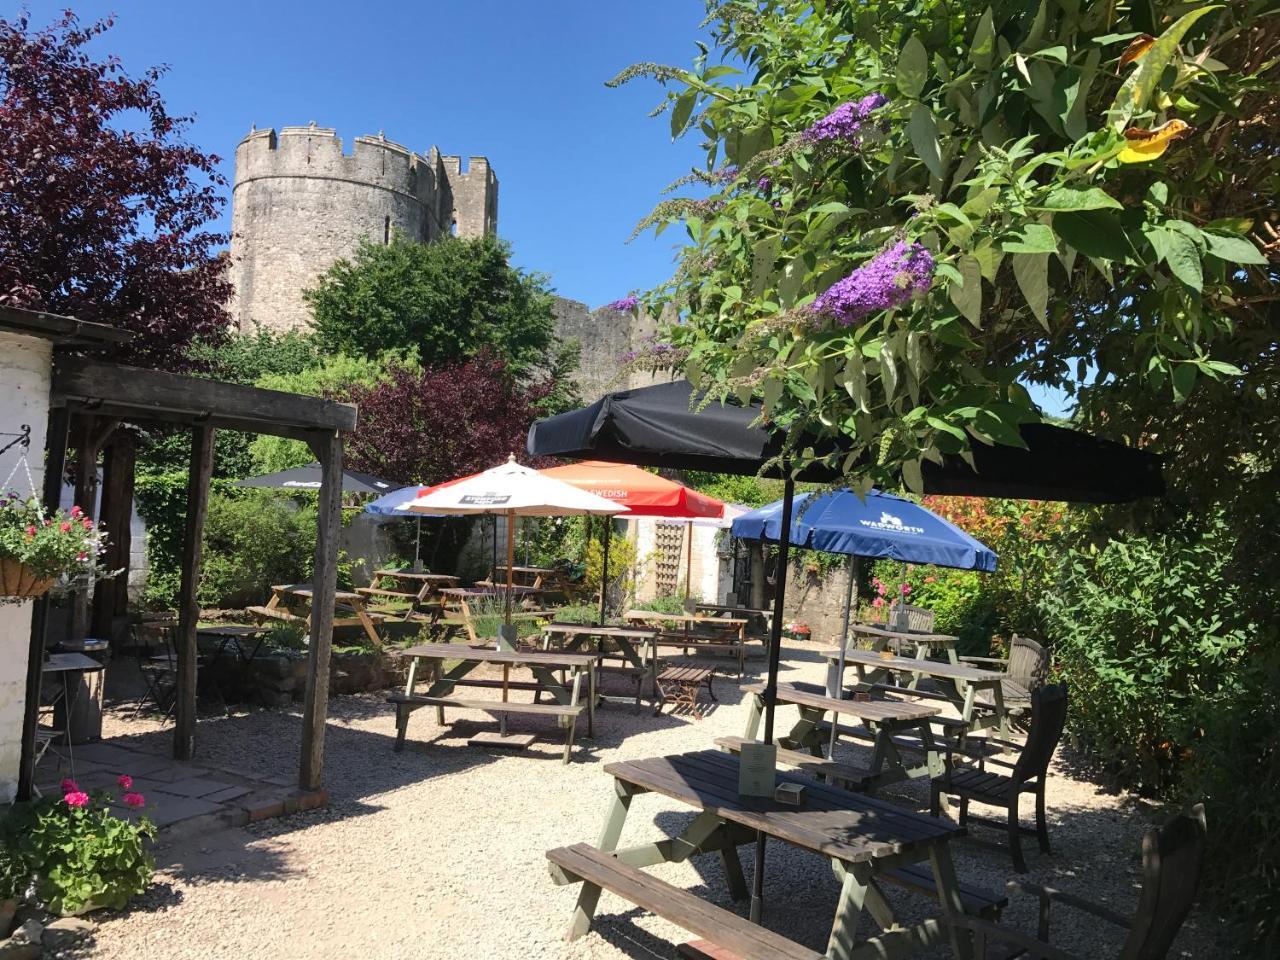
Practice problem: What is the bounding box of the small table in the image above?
[542,623,659,710]
[41,653,106,779]
[656,665,716,718]
[558,749,973,959]
[623,609,750,676]
[251,583,385,648]
[743,682,943,787]
[391,643,597,762]
[827,649,1010,739]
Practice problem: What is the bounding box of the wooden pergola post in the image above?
[299,431,343,791]
[174,425,215,761]
[92,429,136,639]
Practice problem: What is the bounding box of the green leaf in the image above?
[902,458,924,495]
[1203,217,1252,236]
[1203,232,1267,266]
[670,89,696,138]
[880,341,899,400]
[908,105,944,178]
[970,8,996,71]
[1053,210,1131,262]
[896,36,928,99]
[1002,224,1058,254]
[1148,226,1203,291]
[1034,186,1123,212]
[948,255,983,327]
[1171,362,1197,401]
[1012,253,1050,329]
[1109,5,1220,131]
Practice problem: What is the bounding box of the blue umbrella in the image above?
[733,488,996,752]
[364,484,435,569]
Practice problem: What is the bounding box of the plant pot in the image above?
[0,558,53,600]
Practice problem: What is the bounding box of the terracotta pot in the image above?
[0,558,53,600]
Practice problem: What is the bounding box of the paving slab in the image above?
[202,785,253,803]
[140,793,227,828]
[159,776,238,799]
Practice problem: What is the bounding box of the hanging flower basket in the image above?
[0,556,53,599]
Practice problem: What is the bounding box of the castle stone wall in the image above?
[551,297,659,402]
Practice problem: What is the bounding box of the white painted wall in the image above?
[0,331,53,802]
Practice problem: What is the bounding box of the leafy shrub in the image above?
[3,776,154,915]
[198,491,317,608]
[1038,521,1251,795]
[586,531,640,614]
[551,604,598,625]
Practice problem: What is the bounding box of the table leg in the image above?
[827,859,875,960]
[743,690,764,740]
[929,841,974,960]
[567,779,636,941]
[587,665,596,737]
[826,656,842,698]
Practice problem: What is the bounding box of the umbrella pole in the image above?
[829,555,858,756]
[685,521,693,602]
[414,517,422,571]
[497,510,516,650]
[598,517,611,625]
[751,474,794,923]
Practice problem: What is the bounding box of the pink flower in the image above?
[61,778,79,793]
[122,792,146,808]
[70,506,82,518]
[117,774,133,790]
[82,519,93,530]
[872,597,885,608]
[77,552,87,561]
[64,791,89,808]
[902,584,912,595]
[25,525,36,536]
[59,521,71,533]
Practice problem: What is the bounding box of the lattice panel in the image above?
[654,523,686,595]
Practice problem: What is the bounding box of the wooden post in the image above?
[91,429,135,639]
[174,425,214,761]
[17,405,70,801]
[299,432,343,791]
[70,416,116,640]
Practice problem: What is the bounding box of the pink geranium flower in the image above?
[64,791,90,808]
[122,792,146,808]
[61,778,79,793]
[872,597,885,608]
[117,774,133,790]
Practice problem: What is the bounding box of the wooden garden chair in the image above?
[941,803,1206,959]
[931,684,1069,872]
[962,634,1050,717]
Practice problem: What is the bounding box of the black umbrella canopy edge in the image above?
[235,462,405,496]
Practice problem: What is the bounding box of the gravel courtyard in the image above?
[69,640,1230,960]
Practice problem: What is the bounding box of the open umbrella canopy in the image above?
[733,489,996,572]
[398,456,626,518]
[527,379,1165,503]
[236,462,400,496]
[364,484,428,515]
[538,460,723,519]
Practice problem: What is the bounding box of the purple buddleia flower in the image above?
[810,240,935,327]
[757,175,772,192]
[715,165,739,182]
[607,295,640,312]
[801,93,889,145]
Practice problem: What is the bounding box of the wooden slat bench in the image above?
[547,843,823,960]
[245,605,305,623]
[714,736,874,792]
[881,862,1007,920]
[388,693,586,763]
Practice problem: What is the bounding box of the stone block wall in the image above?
[0,330,52,802]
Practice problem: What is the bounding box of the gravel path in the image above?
[70,640,1229,960]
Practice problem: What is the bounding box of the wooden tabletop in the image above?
[848,622,958,645]
[624,609,749,626]
[604,750,962,863]
[197,625,262,637]
[543,623,658,640]
[493,564,560,575]
[697,603,772,617]
[43,652,104,673]
[273,583,364,603]
[373,569,460,583]
[828,648,1004,682]
[397,642,598,669]
[743,682,940,723]
[439,585,543,597]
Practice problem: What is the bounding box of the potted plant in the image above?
[0,844,24,938]
[0,494,110,603]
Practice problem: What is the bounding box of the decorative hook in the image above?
[0,424,31,458]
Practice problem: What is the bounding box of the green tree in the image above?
[620,1,1275,494]
[304,233,565,377]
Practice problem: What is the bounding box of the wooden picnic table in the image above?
[542,622,659,710]
[825,648,1010,739]
[835,623,961,692]
[549,749,974,959]
[437,585,549,645]
[739,682,944,789]
[623,609,750,676]
[248,583,384,648]
[390,643,598,763]
[359,570,458,621]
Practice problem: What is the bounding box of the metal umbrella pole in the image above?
[750,475,795,923]
[829,555,858,755]
[598,517,612,625]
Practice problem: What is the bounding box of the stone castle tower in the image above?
[228,123,498,333]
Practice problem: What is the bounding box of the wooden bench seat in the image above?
[715,736,873,792]
[356,586,419,600]
[245,605,305,623]
[817,721,1004,761]
[881,862,1007,920]
[388,693,586,763]
[547,843,822,960]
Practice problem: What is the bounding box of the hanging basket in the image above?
[0,556,54,600]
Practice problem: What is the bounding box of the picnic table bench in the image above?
[548,749,986,959]
[390,643,597,763]
[356,569,459,620]
[247,583,384,647]
[437,585,546,644]
[542,622,659,710]
[825,649,1011,740]
[696,602,773,639]
[623,609,750,676]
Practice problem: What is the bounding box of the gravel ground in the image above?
[70,640,1231,960]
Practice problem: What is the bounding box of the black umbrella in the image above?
[235,462,400,496]
[529,377,1165,920]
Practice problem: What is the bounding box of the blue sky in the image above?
[17,0,711,309]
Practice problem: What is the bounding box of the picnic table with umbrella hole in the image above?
[357,568,460,620]
[389,642,597,762]
[826,648,1011,740]
[541,622,659,710]
[247,583,384,648]
[546,749,981,959]
[833,622,962,691]
[623,609,751,676]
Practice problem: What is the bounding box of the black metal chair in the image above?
[931,684,1069,872]
[943,803,1207,958]
[127,621,179,721]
